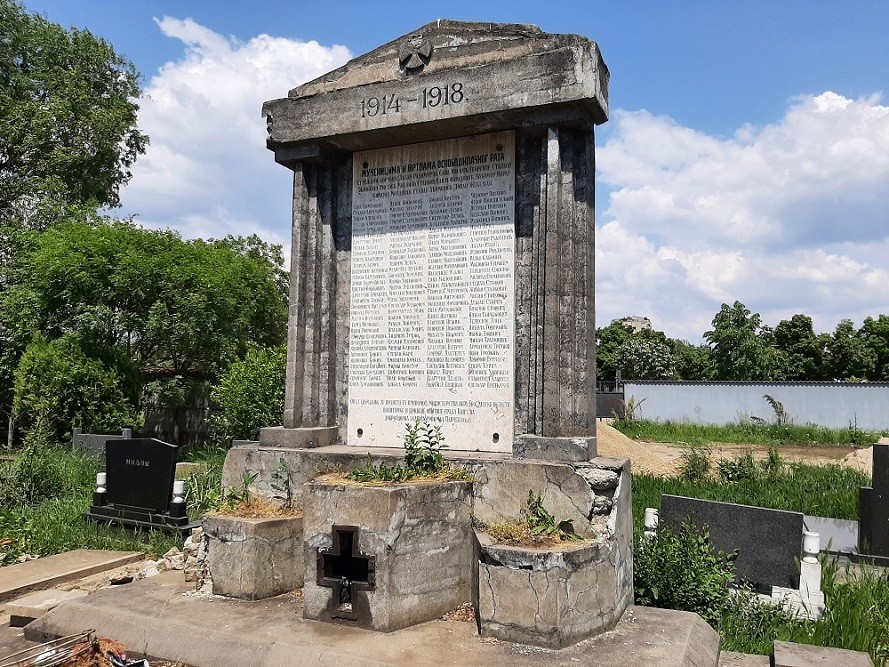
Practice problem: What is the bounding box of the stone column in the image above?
[514,126,597,458]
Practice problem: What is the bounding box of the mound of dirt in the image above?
[596,422,679,477]
[842,446,873,474]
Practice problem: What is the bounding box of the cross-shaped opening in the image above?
[317,525,375,617]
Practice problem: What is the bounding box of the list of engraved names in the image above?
[348,132,515,452]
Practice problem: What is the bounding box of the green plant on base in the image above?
[345,418,469,483]
[487,491,582,544]
[271,458,299,510]
[223,470,258,509]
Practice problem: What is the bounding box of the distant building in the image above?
[612,315,652,333]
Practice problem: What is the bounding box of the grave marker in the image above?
[660,494,803,590]
[858,442,889,564]
[86,438,196,535]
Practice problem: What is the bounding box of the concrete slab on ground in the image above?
[0,614,33,659]
[773,640,874,667]
[719,651,769,666]
[6,589,88,627]
[25,571,722,667]
[0,550,143,605]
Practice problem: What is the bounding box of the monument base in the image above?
[513,435,597,462]
[85,505,198,536]
[259,426,339,449]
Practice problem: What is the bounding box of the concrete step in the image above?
[773,640,874,667]
[25,572,723,667]
[6,589,88,627]
[720,651,770,666]
[0,550,143,605]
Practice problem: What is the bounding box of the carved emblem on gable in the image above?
[398,37,433,73]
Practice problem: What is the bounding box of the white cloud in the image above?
[117,17,352,250]
[597,92,889,341]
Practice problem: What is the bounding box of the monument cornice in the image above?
[263,20,609,164]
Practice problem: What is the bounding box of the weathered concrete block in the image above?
[513,435,597,462]
[475,457,633,649]
[259,426,339,449]
[476,534,628,648]
[773,640,874,667]
[203,514,303,600]
[303,478,473,631]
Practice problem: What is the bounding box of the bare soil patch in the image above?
[595,421,872,477]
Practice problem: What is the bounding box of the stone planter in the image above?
[303,478,473,631]
[203,514,304,600]
[476,532,631,649]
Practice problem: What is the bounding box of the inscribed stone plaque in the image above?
[660,494,802,590]
[105,438,178,512]
[348,131,515,452]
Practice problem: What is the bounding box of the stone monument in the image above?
[259,19,607,460]
[223,19,630,649]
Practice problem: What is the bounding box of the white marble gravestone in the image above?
[348,132,515,451]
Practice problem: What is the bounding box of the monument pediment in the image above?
[263,19,609,159]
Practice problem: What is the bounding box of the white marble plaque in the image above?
[348,131,515,452]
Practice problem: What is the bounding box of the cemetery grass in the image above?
[632,463,868,525]
[614,418,887,447]
[0,445,186,565]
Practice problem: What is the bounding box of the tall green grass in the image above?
[614,418,886,447]
[0,445,188,565]
[633,463,869,528]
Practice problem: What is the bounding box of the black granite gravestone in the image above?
[858,443,889,565]
[660,495,803,590]
[85,438,197,535]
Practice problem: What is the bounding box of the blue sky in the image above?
[21,1,889,342]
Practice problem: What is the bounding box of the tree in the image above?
[826,319,876,381]
[13,334,139,441]
[773,314,828,380]
[614,337,677,380]
[3,220,288,441]
[209,345,287,442]
[704,301,777,381]
[860,315,889,381]
[0,0,147,221]
[672,340,712,380]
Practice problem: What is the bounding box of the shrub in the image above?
[13,334,139,443]
[634,522,735,625]
[716,451,758,483]
[209,344,286,442]
[678,446,711,482]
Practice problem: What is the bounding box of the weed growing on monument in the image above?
[345,418,471,483]
[484,491,583,547]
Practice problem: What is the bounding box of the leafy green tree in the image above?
[704,302,777,380]
[0,0,146,220]
[773,314,828,380]
[2,221,288,442]
[672,340,713,380]
[860,315,889,381]
[614,337,677,380]
[8,221,287,383]
[826,319,876,381]
[13,334,139,441]
[209,345,287,442]
[596,321,635,382]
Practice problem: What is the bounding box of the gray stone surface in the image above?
[772,640,874,667]
[258,425,339,448]
[0,550,143,604]
[303,479,473,631]
[660,495,803,590]
[5,589,87,627]
[804,515,858,554]
[476,534,629,648]
[25,573,723,667]
[70,428,131,456]
[513,434,597,462]
[718,652,769,666]
[203,515,304,600]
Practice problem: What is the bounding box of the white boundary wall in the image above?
[623,382,889,430]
